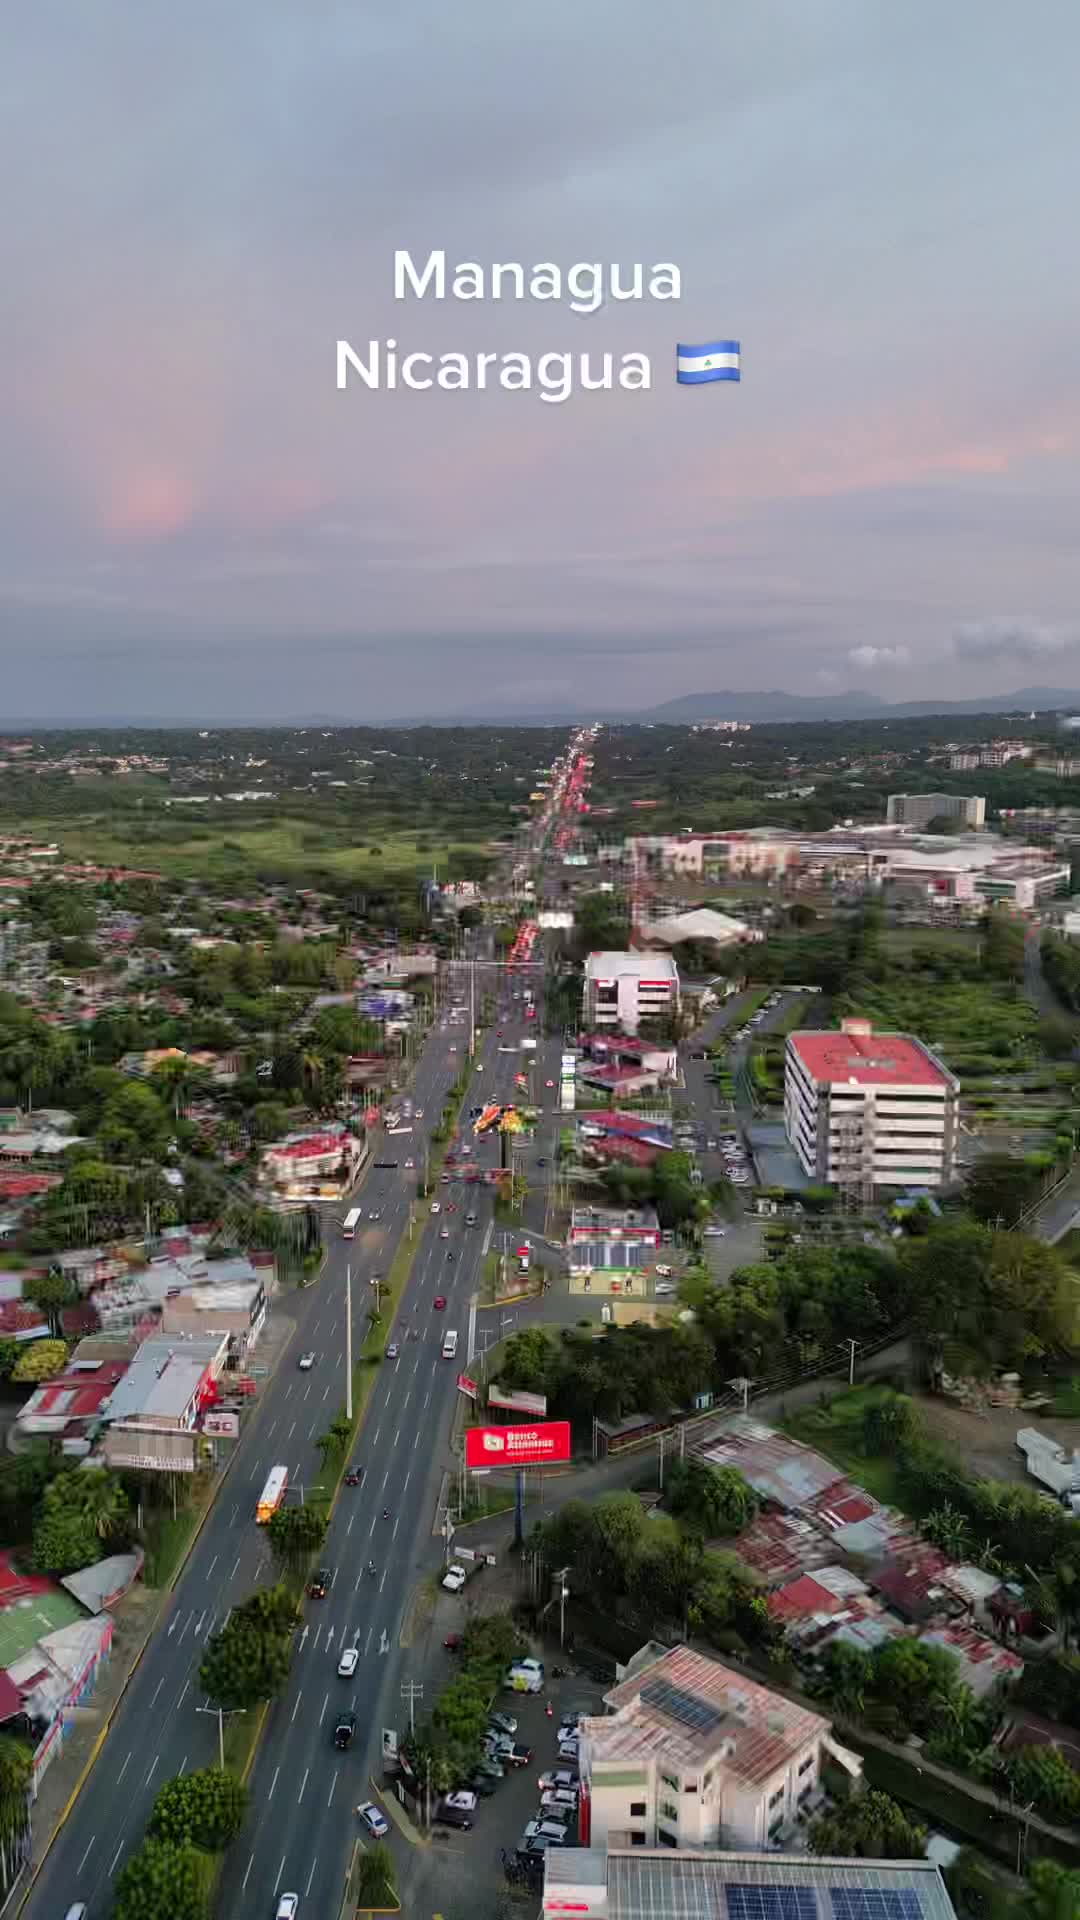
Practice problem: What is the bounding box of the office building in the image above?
[885,793,986,831]
[583,951,680,1034]
[784,1019,958,1192]
[578,1643,860,1854]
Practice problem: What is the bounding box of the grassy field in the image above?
[16,816,491,884]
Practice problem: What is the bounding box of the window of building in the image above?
[657,1825,677,1847]
[660,1773,679,1794]
[660,1801,679,1824]
[684,1780,698,1794]
[629,1802,646,1818]
[798,1754,814,1775]
[631,1831,647,1845]
[769,1786,785,1810]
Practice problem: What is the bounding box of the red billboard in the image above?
[465,1421,571,1469]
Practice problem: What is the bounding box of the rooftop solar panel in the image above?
[832,1890,923,1920]
[727,1885,818,1920]
[640,1678,727,1736]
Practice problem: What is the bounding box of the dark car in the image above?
[436,1802,473,1830]
[504,1743,533,1768]
[334,1712,356,1750]
[344,1466,364,1486]
[308,1567,332,1599]
[467,1772,498,1797]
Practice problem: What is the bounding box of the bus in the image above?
[256,1464,289,1524]
[342,1207,362,1239]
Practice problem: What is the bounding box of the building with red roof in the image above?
[784,1017,959,1191]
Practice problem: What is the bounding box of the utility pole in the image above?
[345,1265,353,1421]
[658,1430,665,1491]
[845,1338,859,1388]
[400,1679,423,1737]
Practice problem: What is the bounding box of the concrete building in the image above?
[541,1850,959,1920]
[568,1206,662,1273]
[583,952,680,1034]
[579,1644,860,1854]
[100,1331,228,1474]
[259,1124,366,1203]
[886,793,986,831]
[784,1018,959,1192]
[640,908,758,953]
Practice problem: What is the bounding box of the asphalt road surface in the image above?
[26,963,563,1920]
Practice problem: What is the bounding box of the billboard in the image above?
[202,1411,240,1438]
[488,1383,548,1416]
[456,1372,479,1399]
[465,1421,571,1469]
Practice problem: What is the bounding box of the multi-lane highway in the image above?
[27,962,566,1920]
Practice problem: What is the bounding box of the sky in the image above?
[3,0,1080,721]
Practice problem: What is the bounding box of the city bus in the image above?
[342,1207,362,1239]
[256,1464,289,1523]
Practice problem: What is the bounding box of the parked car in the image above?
[541,1787,579,1813]
[654,1263,673,1277]
[504,1743,533,1768]
[488,1711,518,1736]
[443,1789,477,1812]
[436,1802,473,1830]
[357,1801,388,1838]
[442,1564,467,1593]
[474,1756,505,1781]
[538,1769,579,1793]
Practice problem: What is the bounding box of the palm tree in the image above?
[922,1502,972,1561]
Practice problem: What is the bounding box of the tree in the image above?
[1025,1860,1080,1920]
[265,1502,327,1577]
[21,1271,74,1336]
[150,1768,247,1848]
[0,1338,18,1379]
[113,1837,209,1920]
[861,1391,922,1459]
[815,1642,873,1719]
[1006,1741,1080,1822]
[198,1587,294,1710]
[33,1466,130,1575]
[352,1840,397,1908]
[809,1789,927,1861]
[666,1458,758,1536]
[0,1734,32,1879]
[922,1502,973,1561]
[963,1155,1041,1228]
[11,1338,68,1383]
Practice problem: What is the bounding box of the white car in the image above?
[442,1563,467,1592]
[704,1225,727,1237]
[357,1801,389,1839]
[338,1646,359,1677]
[655,1263,673,1277]
[404,1158,415,1169]
[430,1201,441,1214]
[443,1789,477,1811]
[276,1898,299,1920]
[298,1351,316,1371]
[654,1282,676,1296]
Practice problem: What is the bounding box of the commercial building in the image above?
[885,793,986,831]
[784,1018,959,1192]
[578,1643,860,1854]
[640,907,759,953]
[568,1206,661,1273]
[583,952,680,1034]
[100,1331,228,1474]
[541,1850,958,1920]
[259,1124,366,1203]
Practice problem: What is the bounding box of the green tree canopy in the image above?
[809,1789,927,1861]
[113,1837,209,1920]
[150,1768,247,1848]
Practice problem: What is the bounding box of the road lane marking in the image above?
[178,1752,188,1775]
[393,1424,401,1448]
[149,1676,165,1708]
[194,1610,205,1637]
[372,1422,381,1446]
[379,1568,388,1592]
[77,1837,95,1873]
[116,1750,132,1785]
[145,1754,160,1787]
[291,1691,303,1723]
[403,1466,412,1493]
[312,1625,321,1653]
[424,1388,432,1408]
[323,1384,330,1399]
[392,1515,400,1540]
[207,1554,218,1575]
[346,1513,354,1535]
[321,1689,329,1721]
[108,1839,125,1876]
[242,1852,255,1891]
[298,1766,310,1803]
[306,1856,319,1895]
[177,1610,194,1643]
[231,1554,242,1579]
[287,1419,296,1439]
[274,1855,285,1892]
[327,1773,337,1808]
[176,1680,190,1711]
[270,1766,280,1799]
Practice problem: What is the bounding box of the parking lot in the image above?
[426,1661,603,1904]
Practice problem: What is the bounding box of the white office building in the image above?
[784,1018,959,1192]
[579,1644,859,1854]
[583,952,680,1034]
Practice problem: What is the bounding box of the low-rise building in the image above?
[579,1643,860,1853]
[541,1849,959,1920]
[259,1124,366,1203]
[886,793,986,830]
[784,1018,959,1192]
[100,1331,228,1474]
[568,1205,662,1272]
[583,951,680,1034]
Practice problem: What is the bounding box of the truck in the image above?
[1016,1427,1080,1513]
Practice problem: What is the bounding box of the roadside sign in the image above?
[488,1384,548,1417]
[456,1372,479,1399]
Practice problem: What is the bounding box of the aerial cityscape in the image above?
[4,4,1080,1920]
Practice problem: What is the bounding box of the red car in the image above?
[433,1295,447,1310]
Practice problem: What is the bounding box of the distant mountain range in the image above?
[5,684,1080,730]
